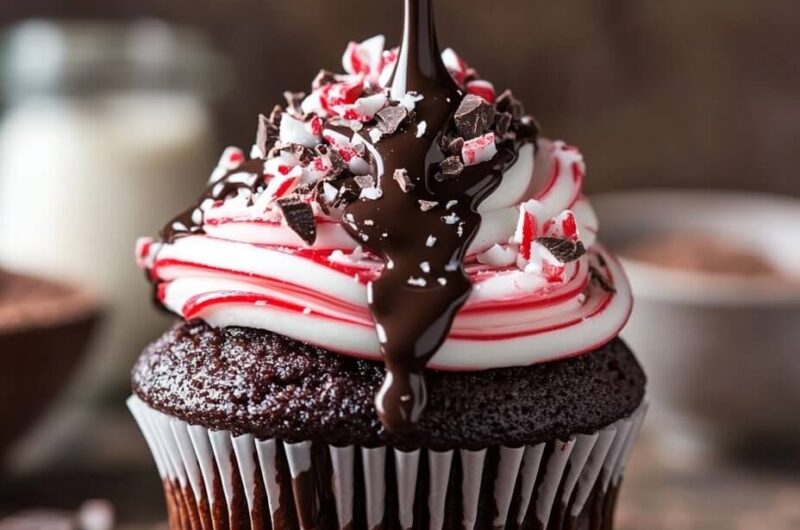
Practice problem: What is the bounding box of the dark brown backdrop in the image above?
[2,0,798,195]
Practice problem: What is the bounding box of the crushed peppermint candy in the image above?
[416,121,428,138]
[425,235,437,247]
[393,168,414,192]
[462,132,498,166]
[407,276,427,287]
[442,212,460,224]
[419,261,431,273]
[360,186,383,200]
[418,200,438,212]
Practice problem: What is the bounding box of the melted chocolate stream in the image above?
[342,0,519,433]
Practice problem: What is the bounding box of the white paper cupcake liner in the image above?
[128,396,647,530]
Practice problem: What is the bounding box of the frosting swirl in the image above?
[136,16,632,429]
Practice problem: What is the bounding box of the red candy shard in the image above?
[466,80,496,102]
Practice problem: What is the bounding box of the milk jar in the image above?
[0,20,230,398]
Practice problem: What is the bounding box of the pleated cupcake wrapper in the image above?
[128,396,647,530]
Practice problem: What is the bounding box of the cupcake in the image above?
[129,2,647,529]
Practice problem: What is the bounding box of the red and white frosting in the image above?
[136,39,632,371]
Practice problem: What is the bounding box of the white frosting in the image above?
[138,141,632,371]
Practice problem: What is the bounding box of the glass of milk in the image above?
[0,20,230,404]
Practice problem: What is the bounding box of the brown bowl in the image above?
[0,270,102,457]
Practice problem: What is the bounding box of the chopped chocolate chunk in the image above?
[445,137,465,156]
[277,197,316,245]
[334,179,361,207]
[454,94,496,139]
[316,145,346,177]
[517,115,541,141]
[283,91,306,116]
[418,200,438,212]
[590,265,617,293]
[282,143,315,165]
[510,100,526,120]
[354,175,375,189]
[495,90,516,113]
[256,114,271,157]
[537,237,587,263]
[494,112,513,137]
[376,106,409,135]
[440,156,464,179]
[393,168,414,192]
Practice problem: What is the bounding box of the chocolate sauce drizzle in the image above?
[153,0,530,435]
[342,0,520,433]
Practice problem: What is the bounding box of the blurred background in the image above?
[0,1,798,529]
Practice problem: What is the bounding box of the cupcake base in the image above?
[129,396,646,530]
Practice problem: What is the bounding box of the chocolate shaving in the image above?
[283,91,306,116]
[589,265,617,293]
[494,112,513,137]
[444,137,465,156]
[440,156,464,179]
[256,114,271,157]
[454,94,495,139]
[376,106,409,135]
[278,197,316,245]
[269,105,283,128]
[393,168,414,192]
[537,237,586,263]
[418,200,438,212]
[354,175,375,189]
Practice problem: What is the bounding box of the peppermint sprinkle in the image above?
[420,261,431,273]
[360,187,383,200]
[418,200,438,212]
[437,277,448,286]
[364,219,375,226]
[442,212,460,224]
[416,121,428,138]
[446,200,458,209]
[369,128,383,143]
[407,277,427,287]
[426,235,437,247]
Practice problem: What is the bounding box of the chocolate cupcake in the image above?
[129,2,647,529]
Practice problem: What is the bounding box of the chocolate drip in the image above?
[161,159,266,243]
[341,0,519,433]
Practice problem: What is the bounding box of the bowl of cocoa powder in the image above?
[594,190,800,461]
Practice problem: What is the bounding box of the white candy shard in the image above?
[477,244,518,267]
[279,113,320,148]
